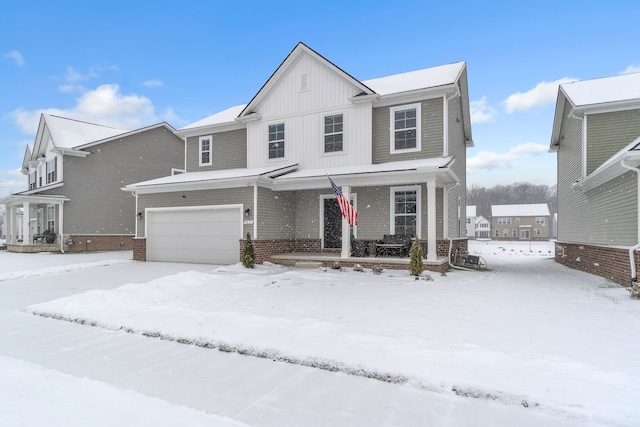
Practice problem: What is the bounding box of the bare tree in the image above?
[468,182,557,219]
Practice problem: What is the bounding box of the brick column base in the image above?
[132,237,146,261]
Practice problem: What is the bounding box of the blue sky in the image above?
[1,1,639,197]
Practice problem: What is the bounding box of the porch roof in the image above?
[0,193,70,206]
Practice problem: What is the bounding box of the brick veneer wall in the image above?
[555,242,639,286]
[64,235,134,253]
[133,237,147,261]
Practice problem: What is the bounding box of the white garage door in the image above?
[146,206,242,264]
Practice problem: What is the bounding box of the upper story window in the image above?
[199,136,212,166]
[535,217,546,224]
[498,217,512,224]
[390,103,421,153]
[268,123,285,159]
[324,114,343,153]
[29,171,36,190]
[46,158,57,184]
[38,163,44,187]
[466,217,472,224]
[515,217,520,223]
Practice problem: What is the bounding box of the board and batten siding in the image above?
[557,101,638,245]
[246,52,372,170]
[586,109,640,175]
[137,187,253,238]
[372,98,444,164]
[185,128,247,172]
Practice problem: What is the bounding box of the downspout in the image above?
[59,200,64,254]
[620,159,640,283]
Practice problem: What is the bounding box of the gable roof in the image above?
[362,62,466,96]
[40,114,128,150]
[179,104,247,132]
[491,204,550,217]
[239,42,375,118]
[550,73,640,151]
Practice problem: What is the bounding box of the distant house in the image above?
[475,215,491,239]
[550,72,640,286]
[123,42,473,270]
[0,114,184,252]
[491,204,550,241]
[466,205,477,239]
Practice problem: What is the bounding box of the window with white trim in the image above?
[495,229,500,237]
[268,123,285,159]
[199,136,212,166]
[512,229,517,237]
[535,217,545,224]
[47,205,55,231]
[391,186,419,237]
[46,158,57,184]
[324,114,343,153]
[390,103,421,153]
[503,229,508,237]
[535,229,542,235]
[29,171,36,190]
[498,217,512,224]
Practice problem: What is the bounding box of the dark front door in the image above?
[324,198,342,249]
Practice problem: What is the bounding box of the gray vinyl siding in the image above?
[586,109,640,174]
[446,93,467,238]
[185,128,247,172]
[37,126,184,235]
[557,101,638,245]
[137,186,253,238]
[292,185,444,241]
[256,186,295,239]
[372,98,444,163]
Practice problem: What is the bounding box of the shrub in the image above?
[409,237,424,276]
[241,232,256,268]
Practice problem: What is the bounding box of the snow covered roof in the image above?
[560,72,640,107]
[43,114,128,149]
[491,204,550,217]
[362,62,465,96]
[467,205,476,217]
[179,104,247,131]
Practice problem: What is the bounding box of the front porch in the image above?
[270,252,450,273]
[6,243,61,253]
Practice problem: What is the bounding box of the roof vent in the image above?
[300,71,309,92]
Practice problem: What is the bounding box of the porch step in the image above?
[294,261,323,269]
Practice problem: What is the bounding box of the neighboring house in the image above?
[1,114,184,253]
[475,215,491,239]
[124,42,473,270]
[491,203,550,241]
[550,72,640,286]
[466,205,477,239]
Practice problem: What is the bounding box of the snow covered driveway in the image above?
[1,242,638,426]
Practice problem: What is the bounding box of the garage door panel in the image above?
[147,207,241,264]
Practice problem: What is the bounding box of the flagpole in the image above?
[341,184,351,259]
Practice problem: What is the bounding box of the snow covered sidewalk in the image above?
[22,241,640,426]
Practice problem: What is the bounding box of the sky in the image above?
[1,1,639,197]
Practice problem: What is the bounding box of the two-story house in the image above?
[550,72,640,286]
[475,215,491,239]
[1,114,184,252]
[466,205,477,239]
[490,203,550,241]
[124,43,473,271]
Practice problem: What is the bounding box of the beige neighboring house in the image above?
[550,72,640,287]
[491,204,550,241]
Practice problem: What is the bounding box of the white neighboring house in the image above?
[466,205,477,238]
[475,215,491,239]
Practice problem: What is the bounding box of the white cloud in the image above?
[5,50,25,67]
[620,65,640,75]
[143,79,164,88]
[468,143,549,172]
[470,96,497,124]
[503,78,576,113]
[11,84,159,134]
[0,168,27,196]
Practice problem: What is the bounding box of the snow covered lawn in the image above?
[20,241,640,425]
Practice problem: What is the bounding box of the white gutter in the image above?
[620,159,640,283]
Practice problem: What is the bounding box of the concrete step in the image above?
[294,261,323,269]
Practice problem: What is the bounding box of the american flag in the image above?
[328,176,358,226]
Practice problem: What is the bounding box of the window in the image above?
[38,163,44,187]
[535,229,542,235]
[521,229,530,239]
[324,114,343,153]
[535,217,545,225]
[498,217,512,224]
[495,229,500,237]
[503,229,508,237]
[512,229,517,237]
[515,217,520,223]
[391,187,419,237]
[46,158,57,184]
[199,136,212,166]
[390,103,421,153]
[29,171,36,190]
[268,123,285,159]
[47,205,55,231]
[467,217,472,224]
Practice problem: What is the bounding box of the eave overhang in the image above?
[573,137,640,192]
[0,193,69,206]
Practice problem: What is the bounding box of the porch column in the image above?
[22,202,30,245]
[341,185,351,259]
[6,205,14,243]
[427,180,437,261]
[58,201,64,252]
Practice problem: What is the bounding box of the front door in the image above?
[520,229,531,240]
[323,198,342,249]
